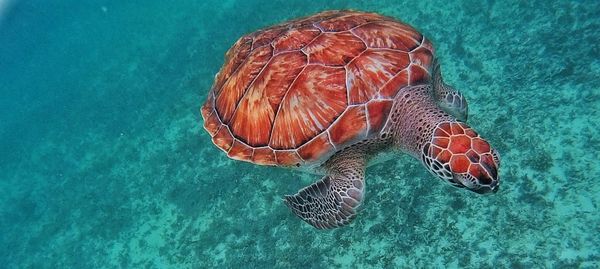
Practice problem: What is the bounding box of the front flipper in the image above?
[432,60,469,121]
[284,153,365,229]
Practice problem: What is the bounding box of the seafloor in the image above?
[1,0,599,268]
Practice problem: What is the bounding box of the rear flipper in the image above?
[432,60,469,121]
[284,152,365,229]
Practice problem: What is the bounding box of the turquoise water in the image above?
[1,0,599,267]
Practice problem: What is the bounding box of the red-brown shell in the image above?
[201,10,434,166]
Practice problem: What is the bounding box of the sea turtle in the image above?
[201,10,500,229]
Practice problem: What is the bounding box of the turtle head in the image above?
[421,121,500,194]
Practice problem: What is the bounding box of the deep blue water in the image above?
[1,0,599,268]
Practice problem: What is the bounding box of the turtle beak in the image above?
[471,181,499,194]
[455,171,499,194]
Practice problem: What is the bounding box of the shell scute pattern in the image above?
[201,10,435,166]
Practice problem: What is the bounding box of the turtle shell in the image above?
[201,10,434,167]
